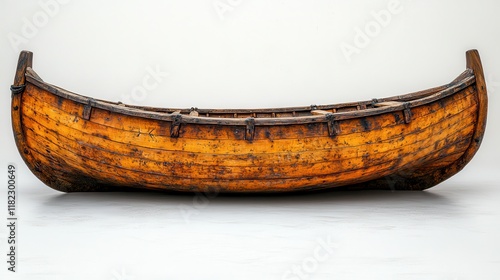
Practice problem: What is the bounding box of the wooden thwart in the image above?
[374,101,404,107]
[311,110,332,115]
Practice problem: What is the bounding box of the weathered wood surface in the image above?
[11,50,488,193]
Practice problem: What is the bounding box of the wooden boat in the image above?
[11,50,487,193]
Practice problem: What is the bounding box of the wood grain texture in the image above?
[11,50,488,193]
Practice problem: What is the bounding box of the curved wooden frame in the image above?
[11,50,487,193]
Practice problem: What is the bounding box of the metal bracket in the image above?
[245,118,255,142]
[310,104,318,110]
[170,114,182,138]
[326,113,340,137]
[82,98,96,120]
[10,85,26,97]
[403,102,412,124]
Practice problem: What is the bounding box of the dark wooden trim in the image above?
[13,51,32,87]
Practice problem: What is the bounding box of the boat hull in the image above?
[11,50,487,193]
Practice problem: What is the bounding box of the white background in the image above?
[1,0,500,279]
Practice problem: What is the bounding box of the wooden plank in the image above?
[24,72,474,126]
[21,94,477,157]
[24,134,472,192]
[22,103,476,174]
[23,117,474,181]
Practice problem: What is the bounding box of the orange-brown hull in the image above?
[11,50,487,193]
